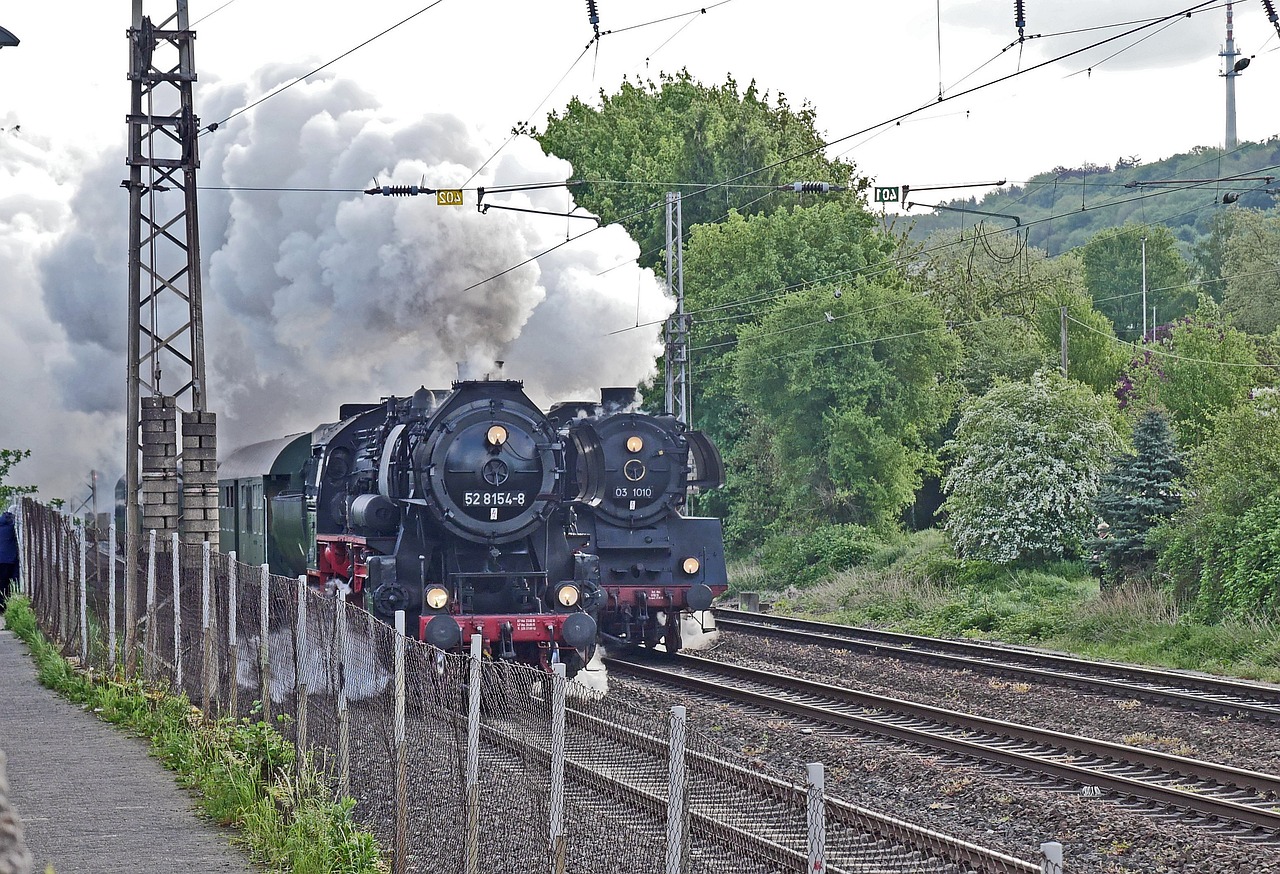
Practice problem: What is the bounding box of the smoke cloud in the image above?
[4,67,672,499]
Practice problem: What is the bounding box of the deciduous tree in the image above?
[942,373,1124,564]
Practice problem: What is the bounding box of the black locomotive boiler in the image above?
[549,388,727,654]
[220,379,608,673]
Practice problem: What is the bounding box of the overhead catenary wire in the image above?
[461,0,1222,294]
[1066,313,1280,369]
[607,160,1279,338]
[199,0,450,136]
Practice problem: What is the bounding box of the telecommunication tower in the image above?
[1220,2,1243,150]
[124,0,216,668]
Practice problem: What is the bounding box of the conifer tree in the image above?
[1091,410,1184,585]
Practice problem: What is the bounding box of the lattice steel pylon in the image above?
[123,0,212,671]
[663,191,690,425]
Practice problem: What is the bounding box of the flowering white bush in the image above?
[942,372,1124,564]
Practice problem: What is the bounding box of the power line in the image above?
[200,0,450,136]
[1066,314,1279,370]
[461,0,1221,293]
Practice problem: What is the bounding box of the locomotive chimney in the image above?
[601,387,638,413]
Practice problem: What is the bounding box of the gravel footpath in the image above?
[626,629,1280,874]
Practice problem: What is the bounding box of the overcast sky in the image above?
[1,1,1277,503]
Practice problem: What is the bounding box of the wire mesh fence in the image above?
[10,498,1054,874]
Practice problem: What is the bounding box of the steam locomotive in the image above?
[218,378,726,673]
[549,389,726,653]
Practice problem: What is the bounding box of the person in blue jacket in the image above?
[0,511,17,612]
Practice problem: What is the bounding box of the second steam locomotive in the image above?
[218,378,726,674]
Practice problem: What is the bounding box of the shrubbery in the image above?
[759,524,878,588]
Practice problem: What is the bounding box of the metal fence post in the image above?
[335,593,350,799]
[107,522,117,672]
[172,533,183,690]
[1040,841,1064,874]
[806,763,826,874]
[145,529,157,679]
[227,553,238,718]
[124,516,136,677]
[466,633,482,874]
[259,563,270,722]
[201,542,213,714]
[393,609,408,874]
[550,662,568,874]
[55,521,65,641]
[296,575,309,782]
[78,523,87,663]
[667,705,688,874]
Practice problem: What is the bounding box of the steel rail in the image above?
[609,652,1280,836]
[561,704,1040,873]
[715,609,1280,721]
[478,711,857,874]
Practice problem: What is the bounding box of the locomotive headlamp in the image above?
[555,583,581,608]
[682,557,701,575]
[424,586,450,610]
[626,435,644,453]
[486,425,508,447]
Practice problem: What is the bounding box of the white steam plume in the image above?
[18,66,671,497]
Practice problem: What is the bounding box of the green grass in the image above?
[3,596,386,873]
[737,530,1280,684]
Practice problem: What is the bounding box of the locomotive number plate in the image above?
[464,492,527,507]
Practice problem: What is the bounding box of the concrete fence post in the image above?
[259,563,270,722]
[666,705,688,874]
[144,529,157,679]
[1040,841,1064,874]
[393,610,408,874]
[295,575,309,782]
[335,593,350,799]
[227,553,238,718]
[465,633,481,874]
[172,532,182,690]
[806,763,826,874]
[107,522,117,672]
[550,662,568,874]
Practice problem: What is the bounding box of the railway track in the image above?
[609,651,1280,843]
[715,608,1280,722]
[477,690,1040,874]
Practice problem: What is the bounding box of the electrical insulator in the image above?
[1014,0,1026,29]
[783,181,846,193]
[364,185,425,197]
[1266,0,1278,21]
[586,0,600,33]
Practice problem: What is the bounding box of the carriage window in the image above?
[243,485,254,533]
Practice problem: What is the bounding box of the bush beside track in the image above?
[734,529,1280,684]
[2,595,385,874]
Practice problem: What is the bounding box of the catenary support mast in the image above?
[124,0,215,668]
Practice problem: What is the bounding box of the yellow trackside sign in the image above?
[436,189,464,206]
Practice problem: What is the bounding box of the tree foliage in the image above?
[942,373,1124,564]
[534,71,861,267]
[914,231,1123,397]
[679,201,897,541]
[1154,391,1280,618]
[1081,224,1194,340]
[0,449,36,506]
[1116,298,1260,448]
[730,278,960,543]
[1091,410,1184,584]
[1220,209,1280,336]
